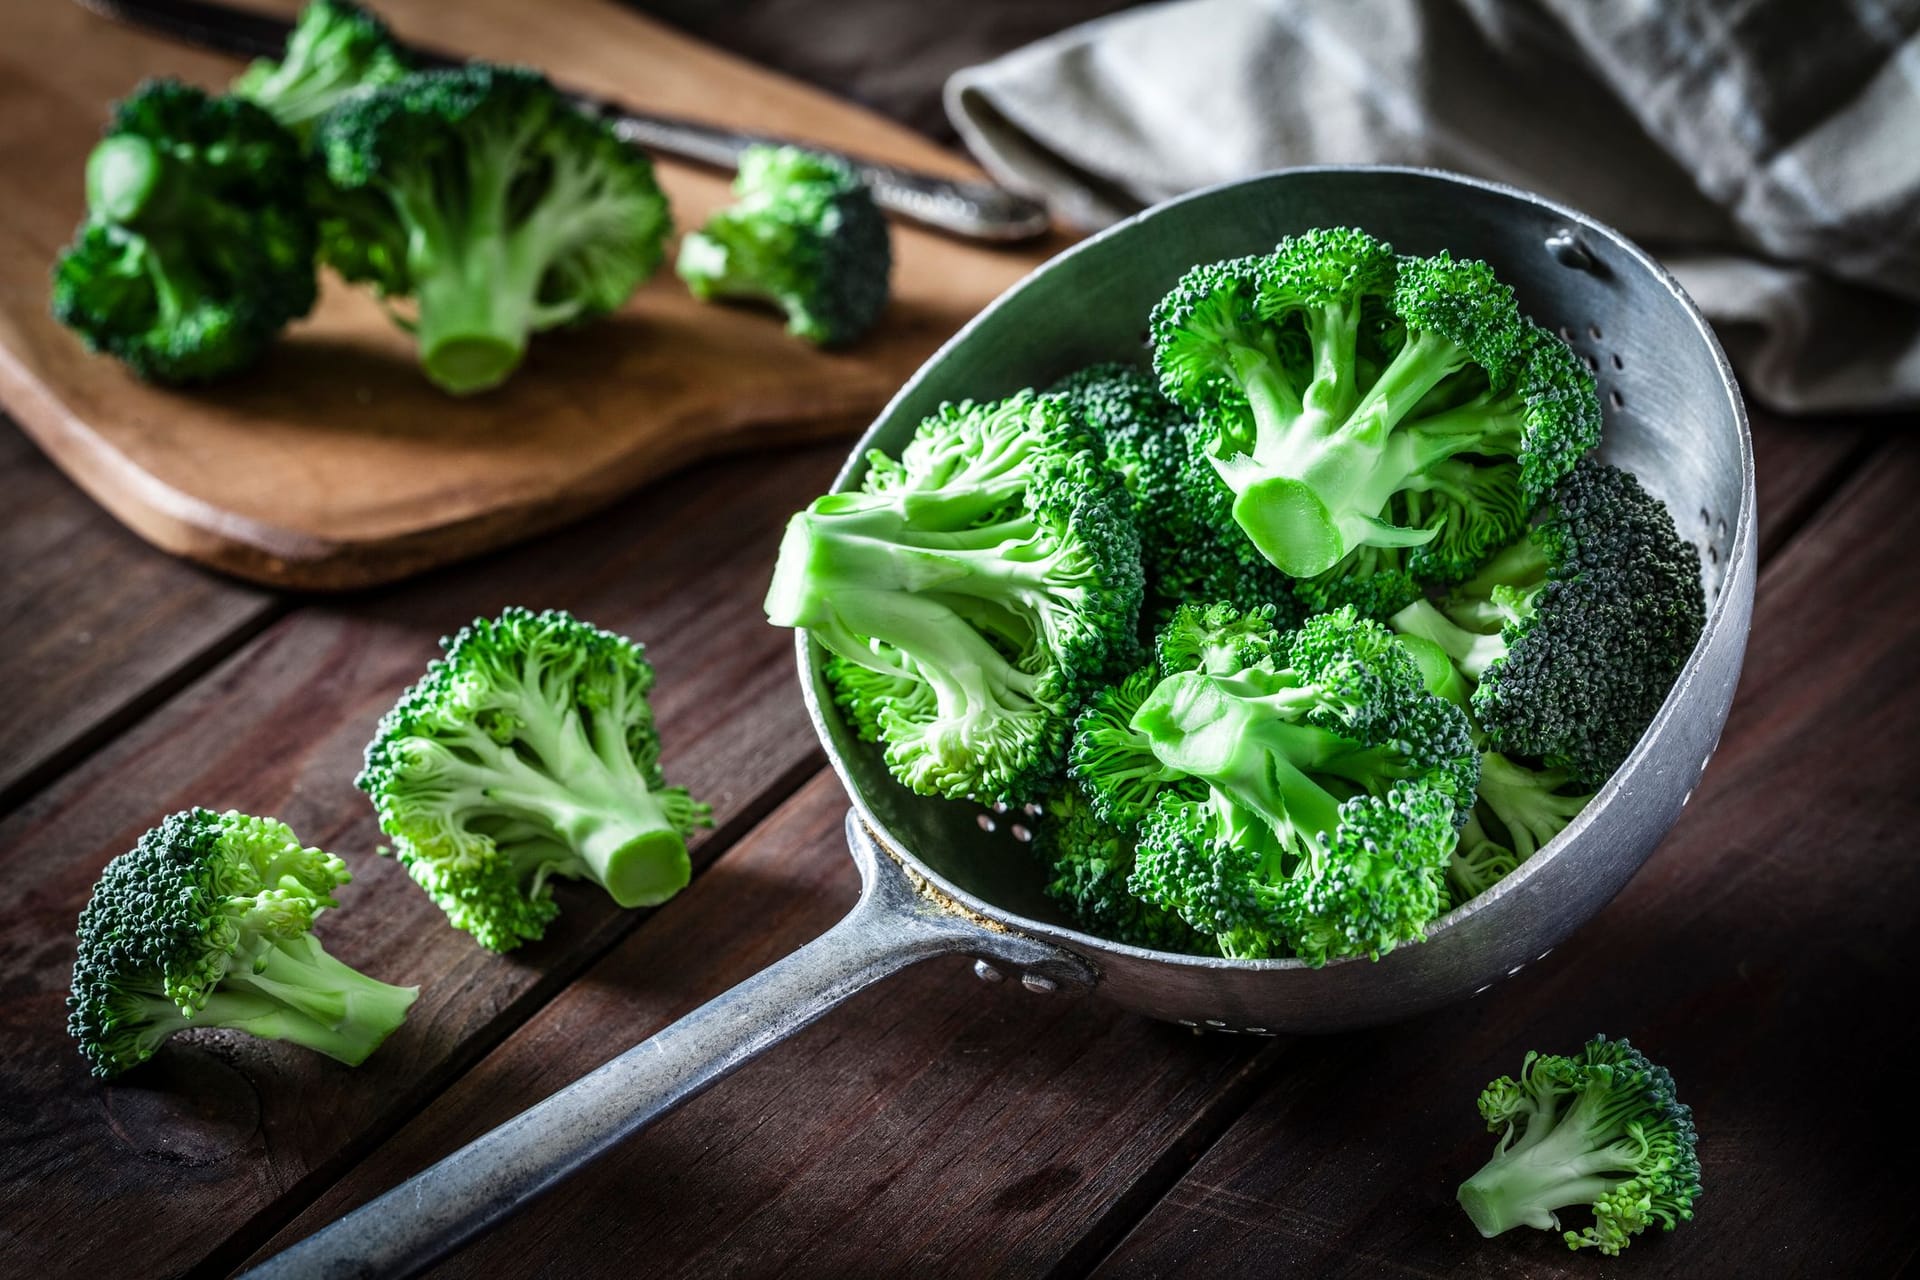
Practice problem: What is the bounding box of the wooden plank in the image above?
[0,0,1060,589]
[250,771,1283,1278]
[1747,406,1872,562]
[1089,433,1920,1279]
[0,441,844,1280]
[0,420,278,809]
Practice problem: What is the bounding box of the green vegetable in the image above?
[766,391,1143,803]
[1030,785,1216,954]
[314,64,672,394]
[232,0,408,135]
[356,608,711,952]
[1389,459,1706,787]
[677,145,890,347]
[1150,228,1599,588]
[1458,1035,1701,1255]
[67,809,415,1078]
[51,80,318,384]
[1050,363,1296,623]
[1072,604,1479,963]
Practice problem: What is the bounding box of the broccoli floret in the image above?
[356,608,711,952]
[1068,664,1195,829]
[1049,363,1297,623]
[1447,813,1520,907]
[769,392,1143,803]
[1390,459,1706,786]
[1155,600,1286,676]
[314,64,672,394]
[51,80,318,383]
[677,145,889,347]
[1081,606,1477,962]
[232,0,408,134]
[1150,228,1599,585]
[66,809,416,1079]
[1459,1035,1702,1255]
[1030,786,1216,954]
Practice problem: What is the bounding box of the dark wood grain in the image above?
[1747,406,1875,561]
[0,421,279,809]
[0,441,843,1279]
[1089,433,1920,1280]
[252,771,1284,1279]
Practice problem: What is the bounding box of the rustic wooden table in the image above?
[2,9,1915,1279]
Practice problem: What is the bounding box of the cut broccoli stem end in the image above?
[86,135,171,225]
[216,934,417,1066]
[1457,1150,1623,1239]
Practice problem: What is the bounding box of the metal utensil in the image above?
[70,0,1054,242]
[244,167,1754,1278]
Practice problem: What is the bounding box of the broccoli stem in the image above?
[1390,599,1507,682]
[411,248,541,394]
[1477,751,1591,859]
[210,934,416,1066]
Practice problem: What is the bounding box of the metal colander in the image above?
[248,167,1754,1278]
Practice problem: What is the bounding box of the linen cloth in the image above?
[946,0,1920,412]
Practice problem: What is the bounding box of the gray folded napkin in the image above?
[946,0,1920,413]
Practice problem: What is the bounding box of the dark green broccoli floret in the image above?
[1390,460,1706,786]
[356,608,711,952]
[1459,1035,1702,1255]
[768,391,1143,803]
[1049,363,1297,622]
[67,809,416,1079]
[314,64,672,394]
[677,145,890,347]
[1072,605,1478,962]
[1030,786,1216,954]
[232,0,408,134]
[1150,228,1599,586]
[51,80,318,383]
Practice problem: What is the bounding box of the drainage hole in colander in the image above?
[1009,823,1033,843]
[1611,352,1624,370]
[1588,324,1603,340]
[1608,390,1624,410]
[976,812,996,833]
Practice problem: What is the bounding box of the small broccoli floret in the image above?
[1068,664,1195,829]
[1030,786,1216,954]
[1155,600,1285,676]
[51,80,317,383]
[1049,363,1297,623]
[677,145,889,347]
[1084,606,1477,962]
[356,608,711,952]
[67,809,416,1079]
[1389,459,1706,786]
[1447,814,1520,906]
[232,0,408,134]
[768,392,1143,803]
[1458,1035,1702,1255]
[1150,228,1599,585]
[314,64,672,394]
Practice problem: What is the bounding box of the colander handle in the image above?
[241,810,1090,1280]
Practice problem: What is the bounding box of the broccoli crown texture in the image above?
[314,64,672,393]
[1389,459,1706,786]
[51,79,318,383]
[769,391,1144,803]
[1150,228,1600,587]
[232,0,408,132]
[1068,605,1478,962]
[676,144,890,347]
[1030,786,1217,954]
[1049,362,1297,623]
[1458,1035,1702,1255]
[356,607,711,952]
[67,809,416,1078]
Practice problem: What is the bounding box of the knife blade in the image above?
[71,0,1053,242]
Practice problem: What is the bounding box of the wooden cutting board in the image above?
[0,0,1064,588]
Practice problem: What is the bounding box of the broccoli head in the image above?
[1150,228,1599,586]
[1030,786,1216,954]
[1049,362,1297,623]
[356,608,712,952]
[1389,459,1706,786]
[232,0,408,134]
[314,64,672,394]
[677,145,890,347]
[1459,1035,1702,1255]
[1068,605,1478,962]
[67,809,416,1079]
[769,391,1143,803]
[51,80,318,383]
